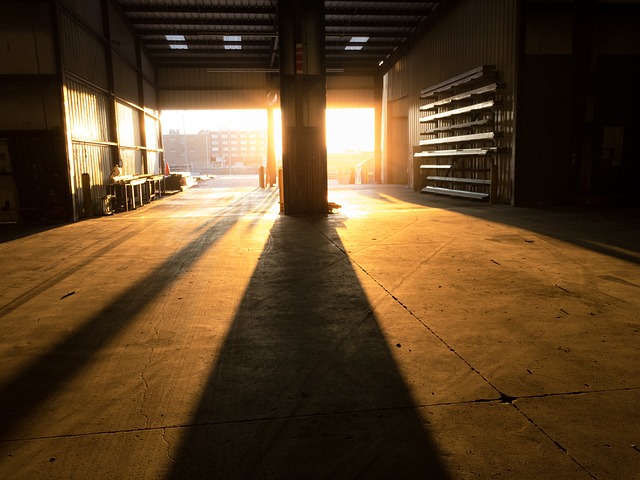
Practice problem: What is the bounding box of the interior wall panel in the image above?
[158,90,271,110]
[113,56,140,104]
[70,142,111,217]
[65,78,110,142]
[143,80,158,110]
[157,70,376,110]
[0,3,56,75]
[108,3,137,65]
[158,69,269,90]
[58,0,102,33]
[326,75,375,107]
[60,12,108,89]
[116,101,141,148]
[64,78,113,218]
[141,51,155,81]
[0,84,62,130]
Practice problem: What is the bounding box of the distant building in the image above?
[163,129,267,172]
[210,129,267,168]
[163,133,210,171]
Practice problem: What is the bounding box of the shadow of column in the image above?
[0,190,274,443]
[167,215,451,479]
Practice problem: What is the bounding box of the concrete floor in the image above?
[0,175,638,479]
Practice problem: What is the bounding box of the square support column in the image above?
[278,0,328,214]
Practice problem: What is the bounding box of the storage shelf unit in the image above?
[413,65,506,202]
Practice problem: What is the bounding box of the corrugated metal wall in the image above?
[0,3,56,75]
[64,77,113,218]
[326,76,374,107]
[58,0,102,33]
[108,2,137,66]
[59,12,108,90]
[157,69,376,109]
[56,0,163,220]
[384,0,519,202]
[158,69,271,109]
[113,56,140,105]
[116,101,143,175]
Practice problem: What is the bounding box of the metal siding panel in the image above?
[0,3,56,75]
[113,56,140,104]
[58,0,102,33]
[64,78,113,218]
[64,78,110,142]
[70,142,111,218]
[142,51,155,80]
[158,89,269,110]
[157,68,269,89]
[0,83,62,130]
[108,3,137,65]
[116,101,141,149]
[144,80,158,110]
[326,89,374,108]
[146,151,160,176]
[145,115,159,150]
[60,13,108,89]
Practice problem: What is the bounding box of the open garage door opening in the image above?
[161,108,374,187]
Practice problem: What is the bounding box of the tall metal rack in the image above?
[413,65,506,202]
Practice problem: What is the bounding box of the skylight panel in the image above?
[165,35,185,41]
[169,44,188,50]
[345,45,363,51]
[350,37,369,43]
[223,35,242,50]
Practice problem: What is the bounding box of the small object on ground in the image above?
[328,202,342,213]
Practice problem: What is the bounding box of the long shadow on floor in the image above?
[167,215,450,479]
[0,188,277,442]
[376,186,640,266]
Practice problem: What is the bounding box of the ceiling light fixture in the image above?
[223,35,242,50]
[165,35,185,41]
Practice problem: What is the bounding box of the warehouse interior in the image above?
[0,0,639,479]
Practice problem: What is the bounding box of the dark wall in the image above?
[591,55,640,203]
[515,56,574,206]
[515,1,640,206]
[7,131,71,222]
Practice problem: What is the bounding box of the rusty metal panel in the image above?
[59,12,108,89]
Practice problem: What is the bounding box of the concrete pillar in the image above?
[374,75,383,184]
[278,0,328,214]
[266,106,277,187]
